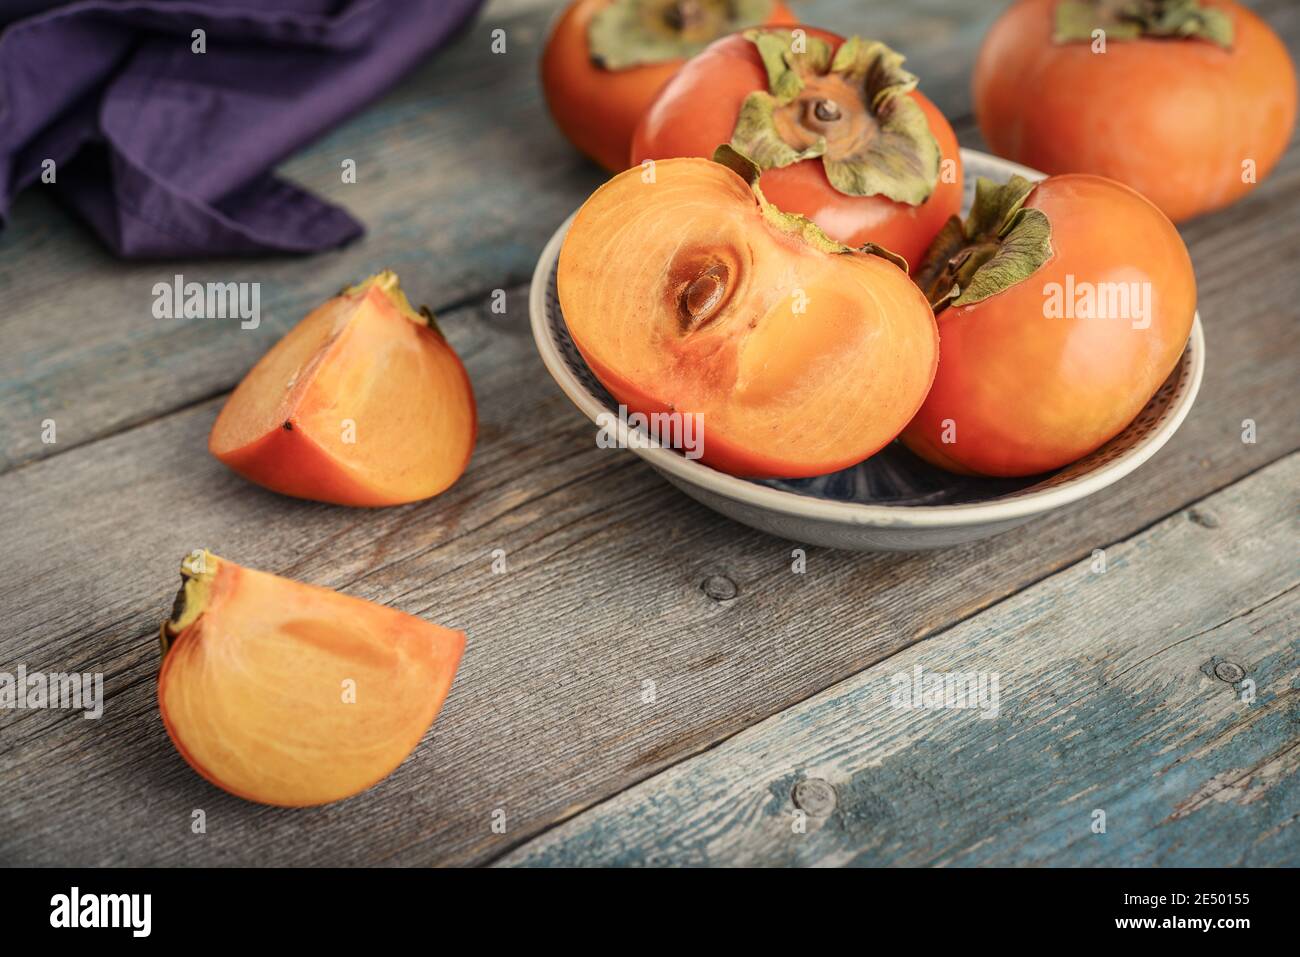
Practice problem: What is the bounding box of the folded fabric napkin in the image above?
[0,0,484,257]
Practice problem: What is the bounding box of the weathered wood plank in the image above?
[0,226,1295,865]
[0,0,1296,868]
[499,454,1300,867]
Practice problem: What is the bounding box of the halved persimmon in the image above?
[541,0,794,172]
[631,26,963,266]
[558,149,939,479]
[210,271,476,507]
[903,173,1197,477]
[973,0,1296,222]
[158,550,465,807]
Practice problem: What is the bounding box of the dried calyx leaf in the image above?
[913,174,1053,312]
[712,145,909,272]
[1054,0,1233,49]
[729,29,941,205]
[588,0,776,70]
[161,550,219,655]
[345,270,444,337]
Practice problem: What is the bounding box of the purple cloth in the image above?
[0,0,484,257]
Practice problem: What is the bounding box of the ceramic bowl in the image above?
[529,149,1204,550]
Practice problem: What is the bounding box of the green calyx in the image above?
[712,145,909,272]
[588,0,776,70]
[728,29,941,205]
[913,175,1053,312]
[1054,0,1233,49]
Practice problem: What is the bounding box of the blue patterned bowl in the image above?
[529,149,1204,550]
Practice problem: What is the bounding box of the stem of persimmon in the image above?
[664,0,704,32]
[813,99,842,122]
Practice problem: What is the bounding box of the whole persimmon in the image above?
[902,173,1197,478]
[973,0,1296,222]
[631,27,963,267]
[559,148,939,479]
[542,0,794,172]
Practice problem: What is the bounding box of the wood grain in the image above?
[500,455,1300,867]
[0,227,1295,864]
[0,0,1296,867]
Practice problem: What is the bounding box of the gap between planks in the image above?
[0,279,535,479]
[494,453,1300,867]
[481,451,1300,864]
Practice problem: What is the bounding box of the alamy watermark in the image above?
[1043,275,1152,329]
[50,887,150,937]
[0,665,103,719]
[152,274,260,329]
[890,664,1000,720]
[596,404,704,460]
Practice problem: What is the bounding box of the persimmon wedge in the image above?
[558,150,939,479]
[210,271,476,507]
[158,550,465,807]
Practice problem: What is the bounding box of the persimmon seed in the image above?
[680,264,729,330]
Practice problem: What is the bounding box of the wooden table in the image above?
[1,0,1296,867]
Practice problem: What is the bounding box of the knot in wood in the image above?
[1213,660,1245,683]
[792,777,837,817]
[701,575,738,602]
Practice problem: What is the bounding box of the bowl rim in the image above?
[528,148,1205,530]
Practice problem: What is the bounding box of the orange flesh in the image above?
[158,554,465,807]
[209,281,476,507]
[558,158,939,478]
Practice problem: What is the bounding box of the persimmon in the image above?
[631,27,963,267]
[542,0,795,172]
[559,148,939,479]
[902,173,1197,477]
[210,271,476,507]
[973,0,1296,222]
[158,551,465,807]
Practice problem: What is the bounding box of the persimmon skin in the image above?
[559,158,939,479]
[973,0,1296,223]
[542,0,795,172]
[902,174,1197,478]
[631,28,964,267]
